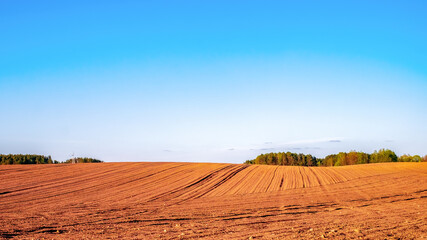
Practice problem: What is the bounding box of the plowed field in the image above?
[1,162,426,239]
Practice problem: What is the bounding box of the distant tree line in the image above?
[0,154,102,165]
[64,157,103,163]
[245,152,320,166]
[321,149,398,166]
[245,149,427,167]
[0,154,57,165]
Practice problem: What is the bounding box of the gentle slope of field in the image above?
[1,162,426,239]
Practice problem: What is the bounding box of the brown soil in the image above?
[0,162,426,239]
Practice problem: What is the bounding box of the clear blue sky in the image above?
[1,1,426,162]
